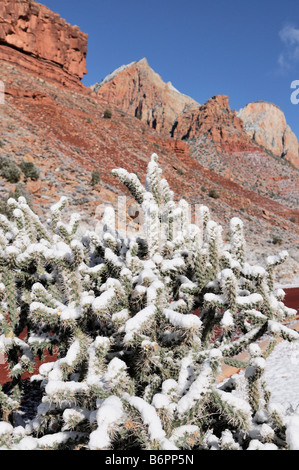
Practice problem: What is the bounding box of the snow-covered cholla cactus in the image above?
[0,153,297,450]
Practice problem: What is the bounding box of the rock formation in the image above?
[0,0,88,85]
[93,60,299,169]
[238,101,299,169]
[171,94,256,152]
[93,62,256,152]
[92,58,198,135]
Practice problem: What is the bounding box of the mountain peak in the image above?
[92,58,198,134]
[238,101,299,167]
[137,57,149,66]
[91,60,299,168]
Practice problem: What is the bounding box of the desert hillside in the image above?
[0,0,298,284]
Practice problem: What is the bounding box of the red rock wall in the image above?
[238,101,299,169]
[96,62,259,155]
[95,58,198,135]
[172,95,256,152]
[0,0,88,83]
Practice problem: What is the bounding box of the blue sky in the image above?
[42,0,299,138]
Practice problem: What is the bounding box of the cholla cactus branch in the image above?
[0,153,296,450]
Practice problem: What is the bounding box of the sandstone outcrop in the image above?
[172,94,256,152]
[94,60,299,170]
[0,0,88,85]
[93,64,258,155]
[92,58,198,135]
[238,101,299,169]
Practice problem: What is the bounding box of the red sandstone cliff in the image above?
[0,0,88,85]
[93,60,299,168]
[93,58,198,135]
[172,94,256,152]
[1,2,297,170]
[93,60,255,152]
[238,101,299,169]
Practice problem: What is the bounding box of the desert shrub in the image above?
[0,157,40,184]
[103,109,112,119]
[18,160,40,182]
[208,188,220,199]
[0,153,297,450]
[0,156,21,184]
[90,169,101,186]
[271,235,283,246]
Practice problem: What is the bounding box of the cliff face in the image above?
[94,60,299,169]
[93,61,255,152]
[172,95,256,152]
[93,58,198,135]
[0,0,88,85]
[238,101,299,169]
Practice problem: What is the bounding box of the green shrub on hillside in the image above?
[90,169,101,186]
[18,160,40,182]
[103,109,112,119]
[0,156,21,184]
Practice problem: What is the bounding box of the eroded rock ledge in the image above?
[0,0,88,85]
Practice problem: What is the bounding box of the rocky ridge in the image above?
[94,60,299,169]
[93,58,198,135]
[238,101,299,168]
[171,94,256,152]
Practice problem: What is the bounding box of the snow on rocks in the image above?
[264,340,299,410]
[286,415,299,450]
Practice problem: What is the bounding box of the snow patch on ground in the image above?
[264,339,299,410]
